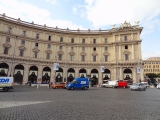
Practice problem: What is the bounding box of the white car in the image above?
[130,83,146,91]
[141,82,150,88]
[157,83,160,89]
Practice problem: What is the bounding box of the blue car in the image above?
[66,77,89,90]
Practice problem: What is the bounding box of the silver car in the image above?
[130,83,146,91]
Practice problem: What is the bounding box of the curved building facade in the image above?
[0,13,144,84]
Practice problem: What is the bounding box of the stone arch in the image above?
[102,69,111,83]
[123,68,133,84]
[55,67,63,82]
[28,65,38,83]
[42,66,51,83]
[0,62,9,76]
[67,68,75,82]
[79,68,87,77]
[91,68,99,85]
[14,64,24,83]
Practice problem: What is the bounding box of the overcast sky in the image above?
[0,0,160,60]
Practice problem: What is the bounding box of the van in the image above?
[66,77,89,90]
[0,77,14,92]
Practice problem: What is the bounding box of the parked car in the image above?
[103,80,128,88]
[157,83,160,89]
[52,82,66,89]
[66,77,89,90]
[141,82,150,88]
[130,83,146,91]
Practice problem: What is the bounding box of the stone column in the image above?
[138,43,142,60]
[98,70,103,84]
[119,67,123,80]
[38,65,42,81]
[23,64,29,84]
[132,67,136,83]
[75,68,79,78]
[132,44,135,60]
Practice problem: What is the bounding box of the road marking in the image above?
[0,101,51,108]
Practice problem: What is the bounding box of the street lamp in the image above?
[54,55,59,82]
[10,36,18,77]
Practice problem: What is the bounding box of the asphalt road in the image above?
[0,85,160,120]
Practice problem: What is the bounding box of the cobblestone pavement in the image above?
[0,85,160,120]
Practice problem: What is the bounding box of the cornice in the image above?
[80,52,87,56]
[32,47,40,52]
[57,50,64,54]
[69,51,75,55]
[91,52,98,56]
[2,43,12,48]
[45,49,52,54]
[18,46,26,50]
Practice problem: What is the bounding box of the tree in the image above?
[156,73,160,78]
[146,73,157,79]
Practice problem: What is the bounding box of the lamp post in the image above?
[54,55,59,83]
[10,36,18,77]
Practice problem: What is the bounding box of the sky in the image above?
[0,0,160,60]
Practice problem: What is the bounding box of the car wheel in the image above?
[138,88,140,91]
[124,86,126,89]
[143,88,146,91]
[3,87,8,92]
[84,86,88,90]
[55,86,58,89]
[70,87,74,90]
[112,86,115,88]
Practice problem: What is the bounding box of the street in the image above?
[0,85,160,120]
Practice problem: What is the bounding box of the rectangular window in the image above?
[8,27,12,33]
[81,55,85,61]
[125,45,128,49]
[93,47,96,51]
[60,37,63,42]
[124,36,127,41]
[93,56,96,62]
[105,38,108,43]
[59,46,62,50]
[46,53,50,59]
[82,47,85,51]
[21,40,25,45]
[23,31,26,36]
[36,34,39,39]
[71,38,74,43]
[35,43,38,47]
[82,39,85,43]
[71,47,74,51]
[48,36,51,41]
[104,55,108,62]
[70,55,74,61]
[105,47,108,51]
[47,44,51,49]
[4,47,9,54]
[93,39,96,44]
[6,37,10,42]
[19,50,24,56]
[125,54,129,60]
[58,54,62,60]
[33,52,38,58]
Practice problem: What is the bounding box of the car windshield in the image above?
[71,80,77,84]
[133,83,139,86]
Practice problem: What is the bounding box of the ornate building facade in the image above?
[0,13,144,84]
[143,57,160,74]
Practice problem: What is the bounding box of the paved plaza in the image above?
[0,85,160,120]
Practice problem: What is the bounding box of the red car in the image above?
[117,80,128,88]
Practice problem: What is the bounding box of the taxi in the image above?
[52,82,66,89]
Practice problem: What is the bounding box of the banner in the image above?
[100,66,104,72]
[53,63,59,70]
[137,67,140,73]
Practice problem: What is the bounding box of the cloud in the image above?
[45,0,57,4]
[0,0,84,29]
[81,0,160,32]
